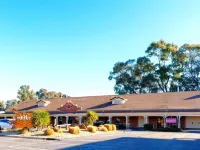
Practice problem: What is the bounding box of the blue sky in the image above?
[0,0,200,100]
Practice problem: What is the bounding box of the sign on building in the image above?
[165,118,177,124]
[13,108,32,129]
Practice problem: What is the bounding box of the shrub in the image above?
[58,129,63,133]
[21,127,29,134]
[69,127,80,134]
[87,126,96,133]
[53,126,62,133]
[32,110,50,130]
[83,111,98,126]
[112,124,116,131]
[44,128,54,136]
[99,125,104,128]
[104,124,112,131]
[144,123,154,130]
[79,124,87,130]
[53,126,59,132]
[98,127,108,132]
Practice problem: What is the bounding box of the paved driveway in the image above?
[1,131,200,150]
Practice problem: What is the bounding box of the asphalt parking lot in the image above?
[1,131,200,150]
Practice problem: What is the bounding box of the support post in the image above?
[126,116,129,129]
[109,116,112,124]
[79,116,82,125]
[54,116,57,126]
[56,116,59,125]
[144,116,148,124]
[178,116,181,128]
[163,115,166,128]
[66,116,69,124]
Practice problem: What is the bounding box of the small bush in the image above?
[32,110,50,130]
[69,127,80,134]
[104,124,112,131]
[144,123,154,130]
[112,124,116,131]
[58,129,63,133]
[21,127,29,134]
[44,128,54,136]
[98,127,108,132]
[53,126,60,132]
[83,111,98,126]
[79,124,87,130]
[87,126,96,133]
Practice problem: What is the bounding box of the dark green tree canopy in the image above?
[109,40,200,94]
[0,101,5,111]
[17,85,36,101]
[36,88,67,99]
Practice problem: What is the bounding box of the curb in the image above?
[0,135,61,141]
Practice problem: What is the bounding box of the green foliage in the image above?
[83,111,98,126]
[32,110,50,129]
[17,85,36,101]
[36,88,48,99]
[145,40,178,92]
[36,88,68,99]
[47,91,60,99]
[0,101,5,111]
[109,57,158,94]
[175,44,200,91]
[5,99,20,110]
[109,40,200,94]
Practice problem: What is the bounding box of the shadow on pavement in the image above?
[58,136,200,150]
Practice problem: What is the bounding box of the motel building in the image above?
[1,91,200,129]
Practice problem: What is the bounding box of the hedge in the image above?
[152,128,182,132]
[144,123,154,130]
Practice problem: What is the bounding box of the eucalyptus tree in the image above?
[17,85,36,101]
[0,101,5,111]
[36,88,48,99]
[173,44,200,91]
[145,40,178,92]
[109,57,158,94]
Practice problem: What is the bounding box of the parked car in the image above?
[0,119,12,129]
